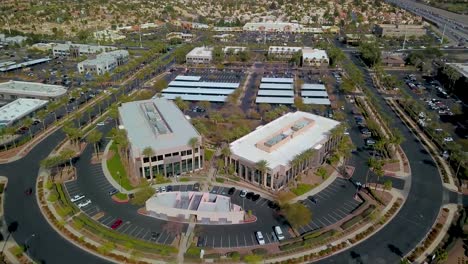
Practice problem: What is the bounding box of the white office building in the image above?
[186,47,213,64]
[243,22,303,32]
[52,42,116,57]
[77,50,129,75]
[0,81,67,101]
[93,30,126,42]
[268,46,302,59]
[302,48,329,67]
[0,98,48,128]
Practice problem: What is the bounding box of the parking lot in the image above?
[297,177,363,235]
[184,68,244,83]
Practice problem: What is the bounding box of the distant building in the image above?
[118,98,203,179]
[140,22,158,29]
[0,34,28,45]
[243,22,303,32]
[93,29,126,42]
[374,24,426,38]
[213,27,243,32]
[52,42,116,57]
[0,81,67,101]
[30,43,54,51]
[268,46,302,59]
[381,52,405,67]
[222,46,246,54]
[0,98,48,128]
[0,58,52,73]
[77,50,129,75]
[344,34,376,45]
[166,32,193,42]
[302,48,329,67]
[213,34,234,42]
[186,47,213,64]
[145,191,244,224]
[229,111,340,191]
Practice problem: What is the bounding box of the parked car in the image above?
[252,194,260,201]
[193,183,200,191]
[97,122,105,126]
[444,137,454,142]
[108,189,118,196]
[366,139,376,146]
[239,190,247,198]
[228,187,236,195]
[167,185,173,192]
[71,194,85,202]
[256,231,265,245]
[197,237,205,247]
[160,186,166,192]
[78,199,92,208]
[308,196,318,204]
[246,192,254,199]
[111,219,123,230]
[274,226,285,241]
[150,232,159,241]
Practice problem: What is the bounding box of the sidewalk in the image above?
[289,172,338,204]
[101,140,136,194]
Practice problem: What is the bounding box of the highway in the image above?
[386,0,468,45]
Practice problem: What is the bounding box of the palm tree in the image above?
[86,130,103,158]
[35,110,48,131]
[22,118,33,139]
[221,146,231,166]
[74,112,83,128]
[142,147,155,180]
[188,137,199,173]
[255,160,268,186]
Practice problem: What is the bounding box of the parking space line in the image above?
[250,233,255,245]
[99,215,112,223]
[310,221,320,229]
[332,211,345,220]
[326,214,339,223]
[156,231,167,244]
[321,188,337,195]
[259,199,269,206]
[265,233,271,244]
[228,234,230,248]
[322,216,335,225]
[212,236,215,248]
[117,223,131,232]
[341,203,355,211]
[236,235,239,247]
[163,234,170,244]
[220,236,223,248]
[336,208,349,216]
[136,227,145,237]
[316,218,328,226]
[243,233,247,246]
[129,225,140,236]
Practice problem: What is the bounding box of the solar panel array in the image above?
[301,83,331,105]
[256,77,295,105]
[162,75,240,102]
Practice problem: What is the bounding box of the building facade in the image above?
[229,112,340,191]
[374,24,427,38]
[186,47,213,64]
[118,98,203,179]
[166,32,193,42]
[268,46,302,59]
[0,98,48,128]
[77,50,129,75]
[0,81,67,102]
[243,22,303,32]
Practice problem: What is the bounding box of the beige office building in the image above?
[375,24,426,38]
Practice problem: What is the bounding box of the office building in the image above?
[77,50,129,75]
[186,47,213,64]
[243,22,303,33]
[302,48,329,67]
[229,111,340,191]
[118,98,203,179]
[0,98,48,128]
[0,81,67,101]
[52,42,116,57]
[374,24,427,38]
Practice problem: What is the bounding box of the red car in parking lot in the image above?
[111,219,123,230]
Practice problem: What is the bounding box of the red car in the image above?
[111,219,123,230]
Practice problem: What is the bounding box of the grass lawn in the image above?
[107,142,134,191]
[179,177,191,182]
[204,148,215,161]
[291,183,314,196]
[115,192,128,200]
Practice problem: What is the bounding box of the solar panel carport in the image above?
[162,87,235,95]
[162,94,228,102]
[303,98,331,105]
[301,90,329,97]
[301,83,326,90]
[255,97,294,104]
[168,81,239,89]
[259,83,294,90]
[258,90,294,97]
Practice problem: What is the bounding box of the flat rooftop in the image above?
[119,98,200,155]
[187,47,213,57]
[261,77,294,84]
[0,58,52,72]
[230,111,339,169]
[0,80,67,98]
[302,83,326,90]
[147,191,240,213]
[0,98,48,126]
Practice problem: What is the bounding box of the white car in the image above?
[239,190,247,198]
[256,231,265,245]
[70,194,85,203]
[274,226,285,241]
[444,137,454,142]
[97,122,105,126]
[78,199,92,208]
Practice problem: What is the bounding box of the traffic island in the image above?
[111,192,129,203]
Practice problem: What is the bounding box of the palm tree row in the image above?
[40,148,77,180]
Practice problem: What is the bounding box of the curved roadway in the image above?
[317,55,444,263]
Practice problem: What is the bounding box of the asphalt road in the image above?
[316,53,444,264]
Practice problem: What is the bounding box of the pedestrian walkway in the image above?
[177,220,196,263]
[289,171,338,204]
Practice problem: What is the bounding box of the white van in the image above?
[274,226,285,241]
[256,231,265,245]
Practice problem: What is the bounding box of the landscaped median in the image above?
[37,169,178,264]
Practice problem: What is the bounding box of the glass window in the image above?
[158,155,163,161]
[181,151,186,156]
[151,156,157,162]
[164,153,171,158]
[172,152,179,156]
[143,157,149,163]
[187,149,192,155]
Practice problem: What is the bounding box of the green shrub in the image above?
[179,177,191,182]
[11,245,24,257]
[45,180,54,190]
[204,148,215,161]
[185,247,201,258]
[303,229,337,244]
[215,178,225,183]
[303,231,322,240]
[57,206,73,217]
[204,253,221,259]
[114,192,128,200]
[226,251,240,260]
[48,192,59,202]
[279,241,304,251]
[291,183,313,196]
[252,248,268,256]
[340,215,364,230]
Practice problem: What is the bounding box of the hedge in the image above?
[204,253,222,259]
[340,215,364,230]
[362,204,377,218]
[252,248,268,256]
[279,241,305,251]
[303,230,337,244]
